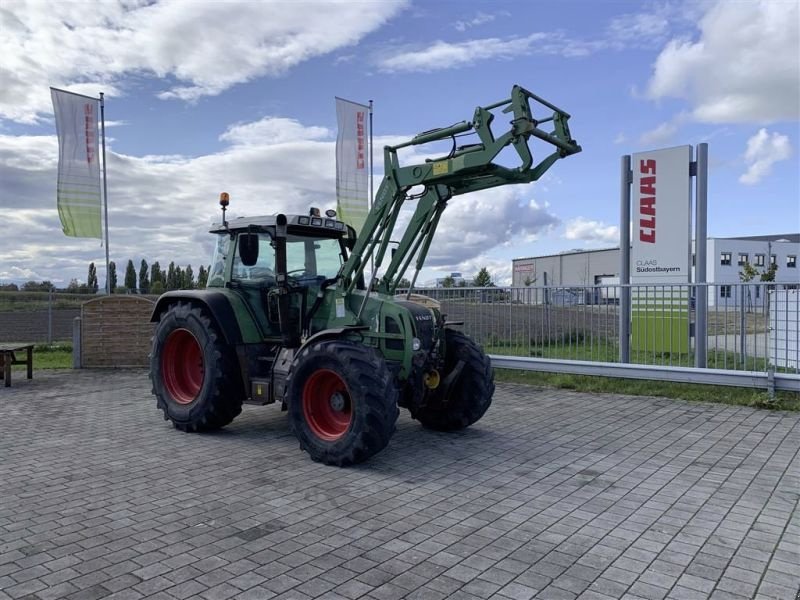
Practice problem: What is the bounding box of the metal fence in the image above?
[402,282,799,392]
[2,284,798,392]
[0,290,87,343]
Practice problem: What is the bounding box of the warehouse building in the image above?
[512,233,799,306]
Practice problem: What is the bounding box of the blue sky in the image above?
[1,0,797,287]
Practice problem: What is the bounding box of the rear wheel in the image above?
[150,302,243,431]
[411,329,494,431]
[286,340,399,466]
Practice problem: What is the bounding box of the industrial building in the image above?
[512,233,799,306]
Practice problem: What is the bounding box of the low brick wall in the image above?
[81,296,155,368]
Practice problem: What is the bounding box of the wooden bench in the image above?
[0,344,33,387]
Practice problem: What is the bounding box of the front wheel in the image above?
[150,302,244,431]
[286,340,399,466]
[411,329,494,431]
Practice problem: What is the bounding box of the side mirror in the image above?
[239,233,259,266]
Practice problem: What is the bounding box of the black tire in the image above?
[411,329,494,431]
[286,340,399,466]
[150,302,243,432]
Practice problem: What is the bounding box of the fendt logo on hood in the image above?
[414,314,433,322]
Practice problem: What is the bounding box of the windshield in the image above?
[230,232,345,284]
[207,233,230,287]
[232,233,276,282]
[286,234,344,281]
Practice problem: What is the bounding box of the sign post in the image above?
[629,145,692,355]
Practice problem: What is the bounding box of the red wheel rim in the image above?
[302,369,352,441]
[161,329,204,404]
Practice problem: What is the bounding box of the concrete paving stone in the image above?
[2,371,799,600]
[334,578,376,599]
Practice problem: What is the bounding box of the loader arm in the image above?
[337,84,581,303]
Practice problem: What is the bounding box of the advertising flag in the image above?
[51,87,102,238]
[336,97,369,234]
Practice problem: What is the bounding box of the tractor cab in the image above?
[207,199,360,345]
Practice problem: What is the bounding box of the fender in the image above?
[150,290,248,345]
[297,326,370,356]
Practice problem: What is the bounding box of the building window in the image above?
[738,253,748,266]
[788,255,797,268]
[770,254,777,266]
[692,254,696,266]
[754,254,765,267]
[756,286,761,299]
[720,285,731,298]
[720,252,732,266]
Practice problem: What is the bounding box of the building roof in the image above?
[717,233,800,243]
[513,247,619,262]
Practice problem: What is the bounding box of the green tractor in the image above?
[149,85,581,466]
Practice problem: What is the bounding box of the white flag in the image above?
[336,98,369,234]
[51,87,102,238]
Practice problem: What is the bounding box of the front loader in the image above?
[149,84,581,466]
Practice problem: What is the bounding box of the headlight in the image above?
[412,337,421,351]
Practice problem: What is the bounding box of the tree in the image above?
[473,267,492,287]
[196,265,208,288]
[523,275,536,286]
[166,262,176,290]
[760,262,778,282]
[124,259,137,291]
[22,281,53,292]
[151,261,162,286]
[0,283,19,291]
[107,261,117,293]
[151,280,165,295]
[139,259,149,293]
[87,262,98,293]
[397,277,411,289]
[175,265,184,290]
[441,275,455,288]
[184,264,194,289]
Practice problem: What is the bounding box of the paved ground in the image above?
[1,370,798,600]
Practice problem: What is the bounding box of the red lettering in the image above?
[640,175,656,196]
[640,196,655,216]
[638,159,656,243]
[639,227,655,243]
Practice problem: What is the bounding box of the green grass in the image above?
[495,369,799,411]
[7,343,73,370]
[485,336,782,372]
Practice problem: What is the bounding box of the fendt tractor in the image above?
[149,85,581,466]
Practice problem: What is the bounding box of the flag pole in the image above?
[100,92,110,294]
[369,99,374,276]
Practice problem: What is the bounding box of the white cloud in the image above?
[375,32,599,73]
[0,116,561,286]
[646,0,799,123]
[0,0,406,123]
[638,112,689,146]
[605,7,672,48]
[220,118,330,146]
[564,218,619,245]
[739,128,792,185]
[454,11,504,32]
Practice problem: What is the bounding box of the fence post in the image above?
[619,155,631,363]
[694,143,708,368]
[72,316,81,369]
[48,286,53,344]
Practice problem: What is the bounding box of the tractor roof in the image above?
[210,214,349,235]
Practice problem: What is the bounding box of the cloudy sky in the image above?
[1,0,797,288]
